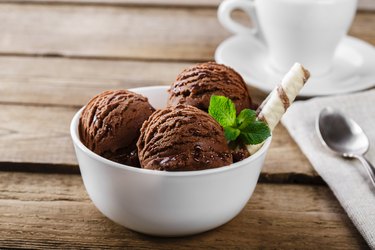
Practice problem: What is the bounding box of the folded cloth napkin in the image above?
[281,89,375,248]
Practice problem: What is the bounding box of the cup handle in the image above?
[218,0,263,41]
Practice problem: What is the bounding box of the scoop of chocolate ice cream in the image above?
[79,89,154,167]
[168,62,252,114]
[137,105,233,171]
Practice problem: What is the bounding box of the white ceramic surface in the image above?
[70,86,272,237]
[215,35,375,97]
[218,0,357,76]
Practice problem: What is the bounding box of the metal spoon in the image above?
[317,107,375,187]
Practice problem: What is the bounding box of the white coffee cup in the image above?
[218,0,357,76]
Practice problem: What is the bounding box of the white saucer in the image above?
[215,35,375,97]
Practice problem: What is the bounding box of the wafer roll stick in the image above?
[247,63,310,155]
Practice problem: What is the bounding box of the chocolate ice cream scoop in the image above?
[79,90,154,167]
[168,62,252,114]
[137,105,233,171]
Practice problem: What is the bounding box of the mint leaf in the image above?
[224,127,241,141]
[208,95,236,127]
[239,121,271,145]
[236,109,256,129]
[208,95,270,146]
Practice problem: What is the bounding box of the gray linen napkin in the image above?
[281,89,375,248]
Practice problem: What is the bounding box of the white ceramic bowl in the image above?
[70,86,272,236]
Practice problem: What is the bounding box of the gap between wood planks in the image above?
[0,52,208,64]
[0,0,222,9]
[0,162,324,184]
[0,0,373,12]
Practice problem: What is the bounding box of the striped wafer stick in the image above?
[247,63,310,154]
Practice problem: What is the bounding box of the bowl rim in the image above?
[70,86,272,177]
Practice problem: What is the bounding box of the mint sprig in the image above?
[208,95,270,145]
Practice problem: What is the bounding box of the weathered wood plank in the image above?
[0,57,191,106]
[0,105,78,167]
[0,56,270,107]
[0,103,317,181]
[0,172,367,249]
[0,4,227,61]
[0,0,372,11]
[262,124,319,183]
[0,5,373,61]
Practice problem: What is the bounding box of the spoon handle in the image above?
[356,155,375,187]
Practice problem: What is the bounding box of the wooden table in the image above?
[0,0,374,248]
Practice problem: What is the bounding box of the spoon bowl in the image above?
[317,107,369,157]
[317,107,375,186]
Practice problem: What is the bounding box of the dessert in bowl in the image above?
[71,86,271,236]
[70,62,309,236]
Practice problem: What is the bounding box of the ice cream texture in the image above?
[168,62,253,114]
[79,89,154,167]
[137,104,233,171]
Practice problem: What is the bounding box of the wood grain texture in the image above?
[0,171,367,249]
[0,0,372,11]
[0,105,78,166]
[0,5,373,61]
[0,56,271,107]
[0,4,228,61]
[0,56,191,107]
